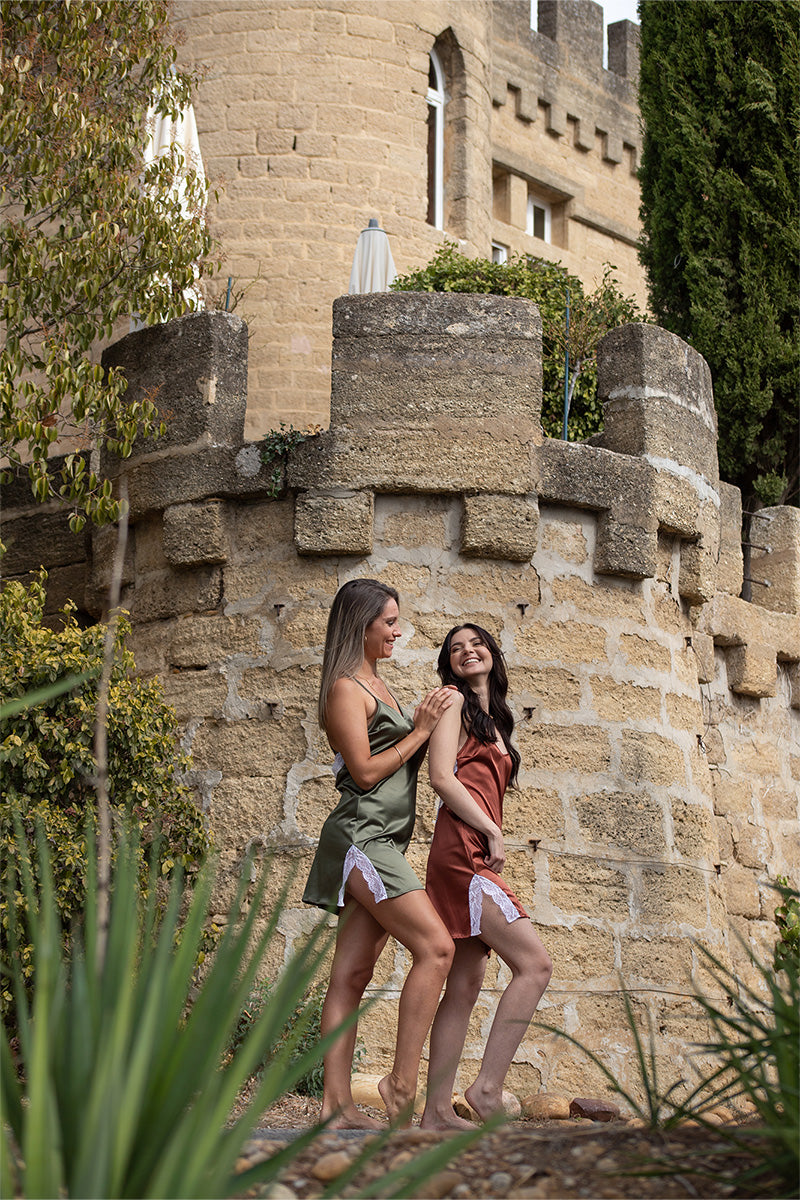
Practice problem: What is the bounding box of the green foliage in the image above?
[0,573,211,1024]
[0,0,220,531]
[260,422,320,497]
[229,979,364,1098]
[684,917,799,1197]
[773,876,799,976]
[1,828,493,1198]
[392,241,643,442]
[1,828,330,1198]
[638,0,800,508]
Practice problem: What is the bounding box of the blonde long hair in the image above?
[318,578,400,729]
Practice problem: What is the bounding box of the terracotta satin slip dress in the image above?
[425,733,529,945]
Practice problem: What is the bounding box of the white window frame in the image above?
[526,193,551,242]
[427,49,445,230]
[491,242,508,264]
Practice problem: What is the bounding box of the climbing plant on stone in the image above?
[0,0,219,534]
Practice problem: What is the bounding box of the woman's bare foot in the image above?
[464,1081,503,1122]
[419,1105,476,1131]
[321,1105,384,1130]
[378,1072,415,1127]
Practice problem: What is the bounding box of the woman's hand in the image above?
[412,686,455,737]
[484,827,505,874]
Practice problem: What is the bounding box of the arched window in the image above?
[426,49,445,229]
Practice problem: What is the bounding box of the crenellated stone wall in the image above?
[2,296,797,1108]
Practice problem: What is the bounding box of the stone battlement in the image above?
[2,296,797,1106]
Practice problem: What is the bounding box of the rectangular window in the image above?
[491,242,508,264]
[527,193,551,242]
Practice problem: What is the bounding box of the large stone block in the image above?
[749,506,800,616]
[548,857,630,920]
[717,482,744,597]
[288,426,535,495]
[726,642,777,699]
[635,864,710,927]
[597,323,719,491]
[330,292,542,428]
[115,444,283,521]
[101,311,248,457]
[1,510,90,575]
[128,566,223,623]
[294,490,373,555]
[574,790,668,857]
[538,440,658,580]
[461,493,538,561]
[163,500,229,567]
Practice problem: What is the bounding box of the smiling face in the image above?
[363,597,402,662]
[447,626,493,685]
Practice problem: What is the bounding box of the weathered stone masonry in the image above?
[2,295,798,1105]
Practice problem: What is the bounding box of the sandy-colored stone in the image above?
[521,1093,571,1120]
[311,1150,355,1181]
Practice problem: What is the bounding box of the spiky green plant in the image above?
[537,983,692,1129]
[536,882,799,1198]
[680,909,799,1195]
[1,821,495,1199]
[1,824,343,1199]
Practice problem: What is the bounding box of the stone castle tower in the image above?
[175,0,644,438]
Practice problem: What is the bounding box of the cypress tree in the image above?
[638,0,799,510]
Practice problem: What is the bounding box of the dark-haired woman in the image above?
[303,578,455,1128]
[420,624,552,1130]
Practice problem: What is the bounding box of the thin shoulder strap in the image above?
[348,676,374,698]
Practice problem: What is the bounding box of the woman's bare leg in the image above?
[463,899,552,1122]
[320,898,390,1128]
[420,939,488,1130]
[344,871,454,1124]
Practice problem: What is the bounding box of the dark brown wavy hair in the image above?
[437,624,520,787]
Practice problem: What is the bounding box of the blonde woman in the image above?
[303,578,455,1127]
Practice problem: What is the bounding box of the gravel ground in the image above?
[230,1090,780,1199]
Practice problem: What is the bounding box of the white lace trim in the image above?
[468,874,520,937]
[337,845,388,908]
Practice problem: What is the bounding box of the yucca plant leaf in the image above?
[21,829,66,1198]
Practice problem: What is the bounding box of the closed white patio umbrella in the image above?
[348,218,397,294]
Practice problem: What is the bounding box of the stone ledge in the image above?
[692,593,800,700]
[109,444,281,520]
[289,428,536,496]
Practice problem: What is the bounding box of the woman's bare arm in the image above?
[326,677,454,791]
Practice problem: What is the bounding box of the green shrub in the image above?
[392,241,644,442]
[260,422,320,497]
[0,573,211,1024]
